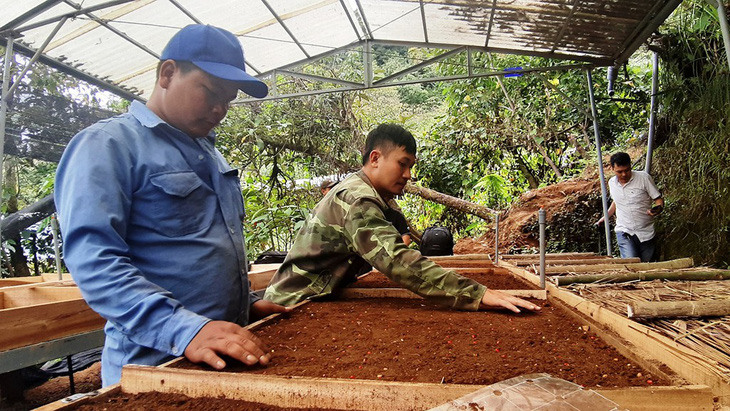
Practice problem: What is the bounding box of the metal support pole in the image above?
[51,214,63,280]
[363,40,372,88]
[494,213,499,266]
[2,17,68,101]
[714,0,730,71]
[537,208,545,290]
[645,52,659,174]
[586,69,613,256]
[66,355,75,395]
[0,36,14,254]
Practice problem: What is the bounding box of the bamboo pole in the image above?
[517,257,639,266]
[628,300,730,319]
[547,258,694,274]
[554,269,726,286]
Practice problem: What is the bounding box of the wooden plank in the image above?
[122,365,488,411]
[249,269,277,291]
[594,385,714,411]
[0,277,42,288]
[1,286,82,308]
[0,299,105,352]
[545,258,695,274]
[0,279,76,291]
[428,254,491,261]
[516,257,640,266]
[35,384,121,411]
[249,263,281,274]
[40,273,74,282]
[628,300,730,319]
[340,287,547,300]
[499,260,730,402]
[434,260,496,268]
[36,374,713,411]
[500,252,597,259]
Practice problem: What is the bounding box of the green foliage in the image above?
[647,0,730,266]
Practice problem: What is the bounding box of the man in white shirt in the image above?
[596,152,664,262]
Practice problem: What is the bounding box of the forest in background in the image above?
[0,0,728,276]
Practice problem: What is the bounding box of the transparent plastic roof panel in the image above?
[1,0,681,100]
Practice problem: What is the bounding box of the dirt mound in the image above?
[455,177,602,254]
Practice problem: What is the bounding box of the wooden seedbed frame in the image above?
[0,280,104,352]
[500,257,730,406]
[39,263,715,411]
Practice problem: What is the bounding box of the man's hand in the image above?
[594,217,604,226]
[184,321,270,370]
[480,289,542,313]
[250,299,292,323]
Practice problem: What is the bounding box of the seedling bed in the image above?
[175,297,667,388]
[351,270,536,290]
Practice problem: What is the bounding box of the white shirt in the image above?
[608,170,662,242]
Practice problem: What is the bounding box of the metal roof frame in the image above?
[0,0,685,102]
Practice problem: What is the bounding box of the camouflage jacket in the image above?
[263,170,487,310]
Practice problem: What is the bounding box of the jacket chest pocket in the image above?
[138,171,217,237]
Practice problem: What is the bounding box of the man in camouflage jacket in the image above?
[264,124,539,313]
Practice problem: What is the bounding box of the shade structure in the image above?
[0,0,682,101]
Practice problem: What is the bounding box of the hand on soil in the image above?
[479,290,541,313]
[250,299,292,322]
[184,321,270,370]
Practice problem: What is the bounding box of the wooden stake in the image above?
[628,300,730,319]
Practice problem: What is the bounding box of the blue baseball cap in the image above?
[161,24,268,98]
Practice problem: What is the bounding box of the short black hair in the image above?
[610,152,631,167]
[155,60,198,81]
[362,124,417,165]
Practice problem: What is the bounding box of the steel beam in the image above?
[374,47,465,85]
[354,0,373,39]
[612,0,683,64]
[586,69,613,256]
[168,0,203,24]
[0,36,14,250]
[419,0,429,43]
[484,0,497,48]
[0,0,64,33]
[550,0,581,53]
[339,0,362,40]
[2,39,142,102]
[5,0,135,35]
[261,0,310,58]
[645,52,659,174]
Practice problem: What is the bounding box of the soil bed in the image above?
[350,271,535,290]
[67,391,340,411]
[177,298,667,388]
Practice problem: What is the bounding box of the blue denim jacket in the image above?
[55,101,256,386]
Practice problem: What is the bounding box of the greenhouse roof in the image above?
[1,0,681,102]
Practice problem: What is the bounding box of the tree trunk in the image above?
[1,194,55,241]
[403,183,497,222]
[3,158,30,277]
[514,153,539,189]
[533,139,563,179]
[567,134,589,159]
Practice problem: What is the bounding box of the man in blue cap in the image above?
[55,24,287,386]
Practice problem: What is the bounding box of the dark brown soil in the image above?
[69,391,340,410]
[453,178,600,253]
[351,270,536,290]
[1,363,102,411]
[177,298,667,388]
